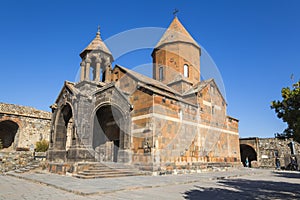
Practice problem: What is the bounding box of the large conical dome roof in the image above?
[154,17,200,49]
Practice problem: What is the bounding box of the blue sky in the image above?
[0,0,299,138]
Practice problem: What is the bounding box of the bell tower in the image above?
[152,17,201,86]
[79,26,114,83]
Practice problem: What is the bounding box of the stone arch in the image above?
[53,103,73,151]
[0,120,19,148]
[92,103,129,162]
[240,144,257,167]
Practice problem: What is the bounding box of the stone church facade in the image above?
[47,17,240,172]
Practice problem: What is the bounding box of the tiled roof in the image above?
[183,79,213,96]
[183,78,227,103]
[116,65,198,106]
[116,65,181,96]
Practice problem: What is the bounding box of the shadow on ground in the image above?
[273,171,300,179]
[183,178,300,200]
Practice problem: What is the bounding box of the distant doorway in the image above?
[240,144,257,167]
[93,105,124,162]
[0,120,19,148]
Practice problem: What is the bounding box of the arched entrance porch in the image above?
[93,104,127,162]
[49,103,74,161]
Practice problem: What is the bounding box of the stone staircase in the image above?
[73,162,148,179]
[14,160,41,173]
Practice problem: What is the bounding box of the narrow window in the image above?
[101,68,104,82]
[184,64,189,78]
[210,85,215,94]
[159,67,164,81]
[179,109,183,120]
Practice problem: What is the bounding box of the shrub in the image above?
[35,139,49,152]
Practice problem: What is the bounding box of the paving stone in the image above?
[1,168,300,199]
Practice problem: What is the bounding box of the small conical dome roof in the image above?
[80,27,113,59]
[154,17,200,49]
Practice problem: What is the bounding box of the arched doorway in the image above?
[93,105,125,162]
[54,104,73,152]
[240,144,257,167]
[0,120,19,148]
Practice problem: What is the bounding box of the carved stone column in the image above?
[104,59,112,83]
[94,58,101,82]
[80,61,85,81]
[85,58,91,81]
[47,104,58,161]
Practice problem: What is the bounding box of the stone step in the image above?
[78,167,142,174]
[101,162,132,167]
[25,166,35,170]
[83,169,138,173]
[17,168,29,172]
[74,173,140,179]
[86,166,111,170]
[77,162,106,166]
[74,162,146,179]
[86,166,140,171]
[79,162,136,169]
[77,171,137,176]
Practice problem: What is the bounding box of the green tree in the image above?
[271,81,300,142]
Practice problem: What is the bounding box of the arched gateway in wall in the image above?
[0,103,51,150]
[0,120,19,148]
[240,144,257,167]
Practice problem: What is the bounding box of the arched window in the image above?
[159,67,164,81]
[184,64,189,78]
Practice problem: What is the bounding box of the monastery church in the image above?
[47,16,240,172]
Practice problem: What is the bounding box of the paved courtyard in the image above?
[0,168,299,199]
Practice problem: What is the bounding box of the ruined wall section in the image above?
[258,138,300,168]
[0,103,51,149]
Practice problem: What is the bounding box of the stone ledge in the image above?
[0,102,51,119]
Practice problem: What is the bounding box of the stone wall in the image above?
[0,151,35,173]
[258,138,300,168]
[129,83,240,170]
[240,137,300,169]
[0,103,51,149]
